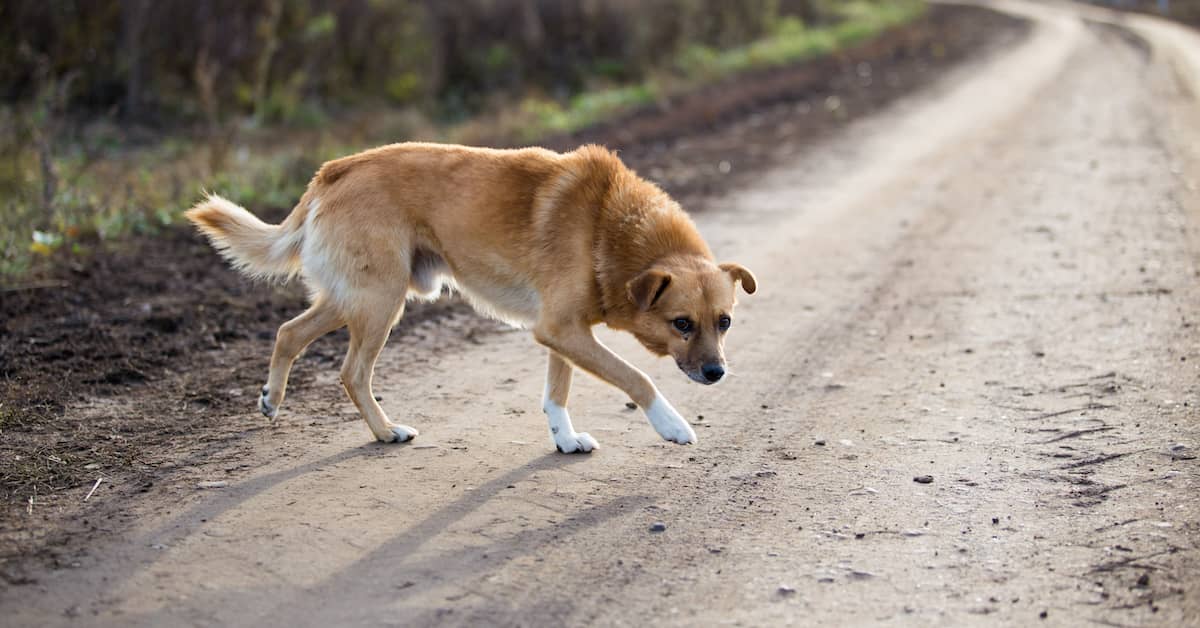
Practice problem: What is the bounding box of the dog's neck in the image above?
[592,171,712,324]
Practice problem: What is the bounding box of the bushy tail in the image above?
[185,193,304,280]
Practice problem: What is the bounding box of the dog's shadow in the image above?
[270,450,649,625]
[110,440,645,624]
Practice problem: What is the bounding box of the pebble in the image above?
[625,402,637,410]
[649,522,667,533]
[914,475,934,484]
[814,440,827,446]
[777,585,796,596]
[196,481,228,489]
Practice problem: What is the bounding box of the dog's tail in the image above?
[185,193,305,280]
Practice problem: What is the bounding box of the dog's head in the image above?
[625,257,757,384]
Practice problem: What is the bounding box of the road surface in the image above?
[6,1,1199,625]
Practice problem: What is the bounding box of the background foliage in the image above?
[0,0,923,275]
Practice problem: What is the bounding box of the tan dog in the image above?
[187,143,756,452]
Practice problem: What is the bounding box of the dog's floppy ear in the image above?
[720,262,757,294]
[627,269,672,311]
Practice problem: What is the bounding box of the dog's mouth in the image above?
[678,363,717,385]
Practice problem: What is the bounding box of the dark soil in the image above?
[0,5,1028,578]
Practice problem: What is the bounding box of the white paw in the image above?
[544,396,598,454]
[259,386,278,419]
[554,430,599,454]
[388,425,419,443]
[645,395,697,445]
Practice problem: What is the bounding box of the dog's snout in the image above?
[701,364,725,383]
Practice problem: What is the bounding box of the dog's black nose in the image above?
[701,364,725,383]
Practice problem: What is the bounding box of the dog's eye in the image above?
[718,315,732,331]
[672,318,693,333]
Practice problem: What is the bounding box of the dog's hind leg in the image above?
[341,293,418,443]
[260,298,344,419]
[543,350,598,454]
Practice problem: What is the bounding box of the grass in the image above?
[0,0,925,279]
[492,0,924,141]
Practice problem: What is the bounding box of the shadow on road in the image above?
[118,447,647,625]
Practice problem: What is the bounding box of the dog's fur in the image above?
[187,143,756,452]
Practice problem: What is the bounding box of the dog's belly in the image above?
[452,274,541,328]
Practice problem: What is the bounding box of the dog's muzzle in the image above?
[680,362,724,385]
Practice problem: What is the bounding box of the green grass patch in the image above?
[679,0,924,79]
[492,0,924,142]
[514,84,660,142]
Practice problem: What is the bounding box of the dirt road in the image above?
[5,1,1199,625]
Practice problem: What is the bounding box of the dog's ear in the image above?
[627,269,672,311]
[720,262,757,294]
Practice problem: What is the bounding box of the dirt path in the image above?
[5,1,1200,625]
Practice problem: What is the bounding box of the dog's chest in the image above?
[454,273,541,328]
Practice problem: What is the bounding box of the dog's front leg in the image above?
[543,351,599,453]
[534,321,696,445]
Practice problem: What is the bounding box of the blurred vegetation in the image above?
[0,0,923,276]
[1081,0,1200,25]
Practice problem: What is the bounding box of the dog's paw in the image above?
[388,425,419,443]
[554,431,599,454]
[645,396,697,445]
[544,396,598,454]
[259,386,278,419]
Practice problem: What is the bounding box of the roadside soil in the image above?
[5,1,1200,626]
[0,3,1025,577]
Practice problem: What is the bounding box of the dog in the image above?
[187,143,756,452]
